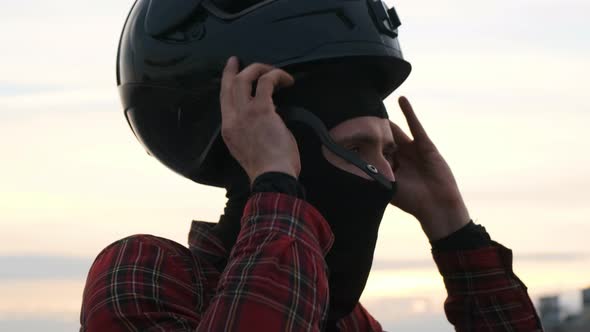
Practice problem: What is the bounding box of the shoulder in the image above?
[94,234,193,261]
[84,234,205,288]
[81,234,208,329]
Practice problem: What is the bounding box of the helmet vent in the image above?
[273,9,355,30]
[145,0,204,37]
[210,0,266,14]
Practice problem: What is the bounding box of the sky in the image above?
[1,0,589,331]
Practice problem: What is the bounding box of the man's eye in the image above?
[348,147,361,153]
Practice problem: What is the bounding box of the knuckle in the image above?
[253,62,272,70]
[251,63,273,74]
[222,77,234,88]
[241,63,258,72]
[256,95,274,107]
[258,74,275,85]
[273,68,288,76]
[220,89,233,103]
[253,103,273,115]
[220,79,229,94]
[242,104,253,113]
[245,103,262,114]
[235,73,248,83]
[246,102,261,114]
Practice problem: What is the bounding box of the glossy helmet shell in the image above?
[117,0,412,187]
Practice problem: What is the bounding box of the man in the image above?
[81,0,544,330]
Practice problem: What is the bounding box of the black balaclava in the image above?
[211,158,250,260]
[213,75,396,326]
[276,77,396,325]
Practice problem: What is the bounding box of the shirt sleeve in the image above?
[80,192,333,332]
[198,192,333,331]
[433,241,544,332]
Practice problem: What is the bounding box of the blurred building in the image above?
[544,287,590,332]
[540,296,560,329]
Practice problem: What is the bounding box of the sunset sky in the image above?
[1,0,589,330]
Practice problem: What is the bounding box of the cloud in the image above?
[515,253,590,262]
[0,318,78,332]
[5,251,584,281]
[0,87,117,113]
[371,252,590,271]
[361,296,452,331]
[0,83,67,97]
[0,255,92,280]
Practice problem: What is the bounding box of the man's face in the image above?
[323,116,397,182]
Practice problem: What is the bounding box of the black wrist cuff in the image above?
[431,220,492,252]
[251,172,306,199]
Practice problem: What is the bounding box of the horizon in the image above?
[1,0,589,330]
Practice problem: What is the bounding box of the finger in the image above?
[398,96,432,143]
[220,56,239,117]
[255,69,295,103]
[390,121,412,145]
[234,63,275,108]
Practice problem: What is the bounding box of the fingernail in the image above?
[226,56,236,66]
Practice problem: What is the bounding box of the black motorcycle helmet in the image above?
[117,0,412,187]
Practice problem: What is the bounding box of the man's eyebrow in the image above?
[336,133,398,150]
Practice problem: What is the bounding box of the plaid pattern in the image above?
[433,242,544,331]
[80,192,542,331]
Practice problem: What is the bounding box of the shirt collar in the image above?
[189,220,230,268]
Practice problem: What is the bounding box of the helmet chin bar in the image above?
[280,106,394,190]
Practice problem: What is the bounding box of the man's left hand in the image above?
[389,96,470,241]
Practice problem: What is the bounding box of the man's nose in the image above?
[374,158,395,182]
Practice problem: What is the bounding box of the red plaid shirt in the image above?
[80,193,543,331]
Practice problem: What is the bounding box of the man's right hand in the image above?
[220,56,300,185]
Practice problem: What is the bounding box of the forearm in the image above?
[199,192,332,331]
[432,231,544,331]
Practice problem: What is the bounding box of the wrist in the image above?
[417,203,470,242]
